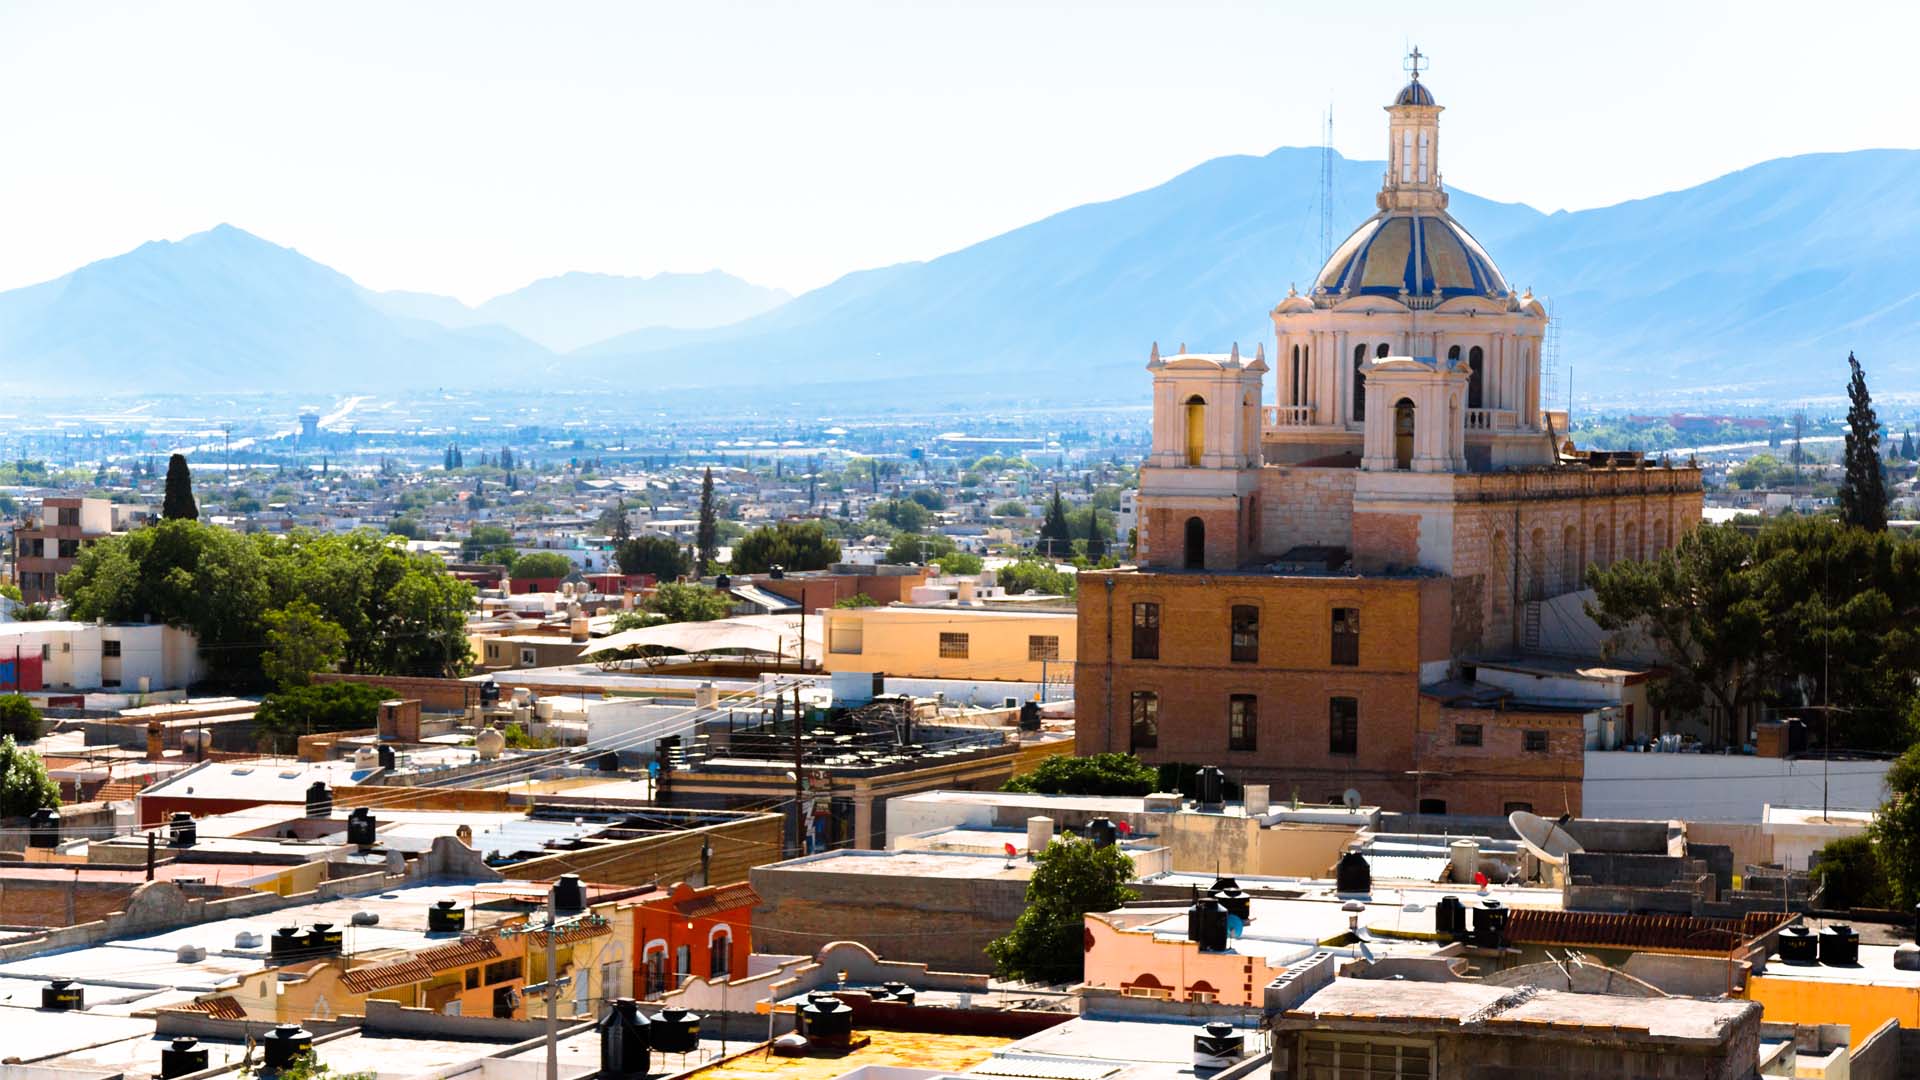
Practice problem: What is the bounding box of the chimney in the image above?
[146,721,164,759]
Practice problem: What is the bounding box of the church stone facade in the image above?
[1078,64,1702,816]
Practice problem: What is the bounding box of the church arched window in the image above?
[1562,523,1581,592]
[1468,346,1485,410]
[1352,345,1367,423]
[1401,130,1413,183]
[1184,395,1206,467]
[1377,342,1391,358]
[1418,130,1430,183]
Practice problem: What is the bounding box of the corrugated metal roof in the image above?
[1361,854,1451,882]
[974,1053,1121,1080]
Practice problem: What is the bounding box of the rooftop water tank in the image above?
[1085,818,1118,848]
[1193,1021,1245,1071]
[169,812,197,847]
[261,1024,314,1070]
[28,806,60,849]
[1195,767,1226,810]
[346,807,377,847]
[427,899,466,934]
[1820,924,1859,966]
[552,873,588,915]
[1207,878,1251,922]
[1779,925,1818,964]
[305,781,333,818]
[161,1037,209,1079]
[648,1007,700,1053]
[1188,899,1230,952]
[41,979,83,1011]
[1434,895,1467,941]
[798,992,853,1047]
[1335,850,1371,895]
[596,998,651,1078]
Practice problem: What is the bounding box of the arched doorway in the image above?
[1393,398,1416,470]
[1184,516,1205,569]
[1184,395,1206,466]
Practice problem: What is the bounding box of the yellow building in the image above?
[820,604,1076,684]
[1744,942,1920,1050]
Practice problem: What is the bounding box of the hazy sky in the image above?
[1,0,1913,304]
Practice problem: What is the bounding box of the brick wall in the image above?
[750,860,1029,973]
[500,813,781,890]
[1257,468,1355,555]
[1412,699,1585,817]
[315,674,478,712]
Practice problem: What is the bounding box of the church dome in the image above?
[1393,79,1435,107]
[1312,210,1509,303]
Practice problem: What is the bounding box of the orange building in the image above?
[632,880,758,997]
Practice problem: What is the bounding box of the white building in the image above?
[0,622,203,692]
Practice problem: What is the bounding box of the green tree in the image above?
[0,581,21,603]
[1811,834,1889,910]
[833,593,880,609]
[646,582,733,623]
[731,521,842,574]
[610,610,657,632]
[696,468,719,576]
[1869,742,1920,908]
[992,500,1029,518]
[998,559,1076,597]
[1838,352,1888,532]
[0,694,44,743]
[461,525,514,562]
[986,836,1136,982]
[1003,752,1158,795]
[599,499,632,540]
[262,600,348,689]
[1727,454,1797,491]
[510,552,574,580]
[386,517,423,540]
[615,535,690,579]
[908,488,947,511]
[0,737,58,817]
[870,498,930,533]
[1586,524,1769,747]
[884,530,954,565]
[936,550,985,575]
[161,453,198,520]
[1038,486,1073,557]
[253,682,391,754]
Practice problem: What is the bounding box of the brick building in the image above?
[1077,61,1699,816]
[12,496,112,602]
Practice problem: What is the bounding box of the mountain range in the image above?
[4,146,1919,403]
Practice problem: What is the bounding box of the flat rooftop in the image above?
[995,1015,1261,1080]
[1755,942,1920,988]
[679,1029,1014,1080]
[769,849,1031,882]
[1285,978,1755,1044]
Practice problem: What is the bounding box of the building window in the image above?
[710,934,731,979]
[57,507,79,527]
[58,539,79,559]
[1184,395,1206,467]
[1418,798,1447,816]
[1130,691,1159,750]
[41,644,51,661]
[645,950,668,996]
[102,640,121,658]
[1328,698,1358,756]
[1230,605,1259,663]
[1131,602,1160,660]
[1504,801,1534,815]
[1468,345,1485,410]
[1228,695,1257,751]
[938,632,969,659]
[1302,1035,1434,1079]
[1330,608,1359,666]
[1524,730,1549,753]
[519,648,537,667]
[1456,723,1483,747]
[1028,635,1060,662]
[675,945,692,983]
[1352,344,1368,422]
[465,968,480,990]
[484,958,522,985]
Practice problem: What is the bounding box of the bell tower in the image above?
[1380,47,1446,213]
[1138,343,1266,570]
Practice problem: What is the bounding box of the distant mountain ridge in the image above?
[5,146,1920,402]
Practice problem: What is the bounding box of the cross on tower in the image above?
[1404,46,1427,81]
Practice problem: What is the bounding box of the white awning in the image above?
[577,614,820,659]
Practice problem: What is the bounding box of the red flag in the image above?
[1004,842,1018,857]
[1474,871,1488,887]
[1116,820,1133,836]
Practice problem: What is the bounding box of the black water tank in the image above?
[879,981,916,1006]
[161,1036,209,1079]
[1472,899,1509,949]
[1193,1021,1244,1069]
[596,998,652,1078]
[1208,878,1251,922]
[1820,924,1860,966]
[377,744,397,770]
[1195,766,1226,808]
[1779,925,1819,964]
[41,979,82,1010]
[552,873,588,915]
[261,1024,314,1069]
[305,781,332,818]
[598,751,620,772]
[799,992,853,1046]
[648,1007,700,1053]
[428,899,466,934]
[714,574,732,591]
[1335,850,1371,895]
[1189,899,1230,951]
[480,679,501,707]
[28,807,60,848]
[306,922,343,957]
[769,565,785,580]
[1435,896,1467,941]
[270,925,307,961]
[346,807,377,847]
[1085,818,1118,848]
[1018,701,1041,732]
[169,812,197,847]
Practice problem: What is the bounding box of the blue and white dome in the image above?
[1393,79,1435,107]
[1312,210,1509,303]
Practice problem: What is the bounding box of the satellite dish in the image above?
[1342,789,1362,812]
[1509,810,1583,867]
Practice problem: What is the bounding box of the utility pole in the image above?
[545,886,559,1080]
[791,687,806,858]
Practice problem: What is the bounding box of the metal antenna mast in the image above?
[1319,103,1335,265]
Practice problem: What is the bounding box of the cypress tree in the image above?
[1085,507,1106,558]
[1838,352,1888,532]
[1039,486,1072,557]
[161,454,198,520]
[1904,429,1916,461]
[696,467,719,576]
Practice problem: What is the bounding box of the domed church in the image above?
[1077,57,1705,815]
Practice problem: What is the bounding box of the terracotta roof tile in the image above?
[340,935,502,994]
[183,995,247,1020]
[673,883,759,920]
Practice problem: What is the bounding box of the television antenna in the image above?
[1319,103,1336,265]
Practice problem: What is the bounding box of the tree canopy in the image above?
[731,521,841,574]
[1869,742,1920,908]
[0,695,43,744]
[1003,752,1157,795]
[253,682,392,754]
[62,520,473,686]
[998,559,1076,598]
[1839,352,1888,532]
[262,600,349,689]
[986,836,1136,983]
[0,736,58,817]
[645,581,733,623]
[510,552,575,580]
[162,454,197,521]
[1037,487,1073,557]
[614,535,689,580]
[1587,516,1920,750]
